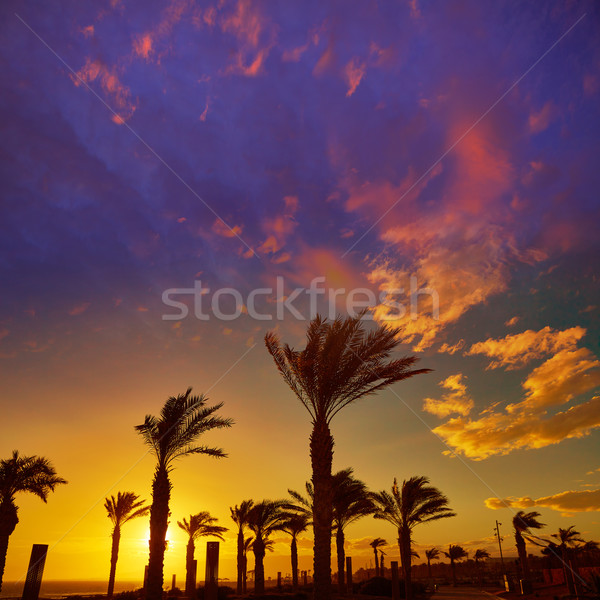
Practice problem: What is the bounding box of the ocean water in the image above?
[0,580,141,599]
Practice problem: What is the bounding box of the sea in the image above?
[0,581,142,599]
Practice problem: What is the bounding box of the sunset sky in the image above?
[1,0,599,588]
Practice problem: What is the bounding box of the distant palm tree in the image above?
[373,476,455,599]
[444,544,467,586]
[0,451,66,592]
[369,538,387,577]
[135,388,232,600]
[104,492,149,598]
[370,538,387,577]
[425,548,439,579]
[513,510,544,580]
[552,526,584,594]
[230,500,254,594]
[266,314,430,600]
[281,513,311,590]
[473,549,490,587]
[332,469,376,592]
[177,512,227,599]
[248,500,288,594]
[242,535,253,593]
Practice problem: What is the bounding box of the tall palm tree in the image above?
[332,469,376,592]
[135,388,232,600]
[513,510,544,581]
[265,313,430,600]
[104,492,149,598]
[552,526,584,594]
[177,512,227,599]
[0,451,66,591]
[281,513,311,590]
[373,476,455,599]
[425,548,439,579]
[473,549,490,587]
[444,544,467,586]
[230,500,254,594]
[370,538,387,577]
[247,500,288,594]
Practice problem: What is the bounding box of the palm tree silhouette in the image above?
[0,451,66,591]
[332,469,376,592]
[370,538,387,577]
[177,512,227,599]
[473,548,490,587]
[552,526,584,594]
[265,313,430,600]
[289,468,376,592]
[513,510,544,581]
[242,535,253,593]
[104,492,149,598]
[135,388,232,600]
[444,544,467,586]
[425,548,439,579]
[281,513,311,590]
[230,500,254,594]
[373,476,455,599]
[247,500,288,594]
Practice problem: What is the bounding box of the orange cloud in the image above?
[485,489,600,513]
[466,326,587,370]
[220,0,264,47]
[438,340,464,355]
[257,196,298,255]
[133,33,153,60]
[345,58,366,97]
[505,316,519,327]
[423,374,474,418]
[212,218,244,238]
[72,58,137,123]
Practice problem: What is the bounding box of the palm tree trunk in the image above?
[427,559,431,580]
[336,528,345,593]
[400,529,412,600]
[236,530,243,595]
[185,539,195,599]
[562,548,575,594]
[107,525,121,598]
[291,536,299,591]
[450,558,456,586]
[147,467,171,600]
[253,537,266,594]
[242,554,247,594]
[374,548,379,577]
[0,501,19,593]
[310,419,334,600]
[515,531,528,579]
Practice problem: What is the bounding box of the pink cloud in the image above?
[212,218,244,238]
[345,58,366,97]
[68,302,91,316]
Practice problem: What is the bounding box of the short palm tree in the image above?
[513,510,544,580]
[373,476,455,599]
[0,451,66,591]
[473,548,490,587]
[177,512,227,599]
[104,492,149,598]
[247,500,288,594]
[265,313,430,600]
[370,538,387,577]
[332,469,376,592]
[425,548,439,579]
[230,500,254,594]
[444,544,467,586]
[281,513,311,590]
[135,388,232,600]
[552,526,584,594]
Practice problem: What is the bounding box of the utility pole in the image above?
[494,520,505,571]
